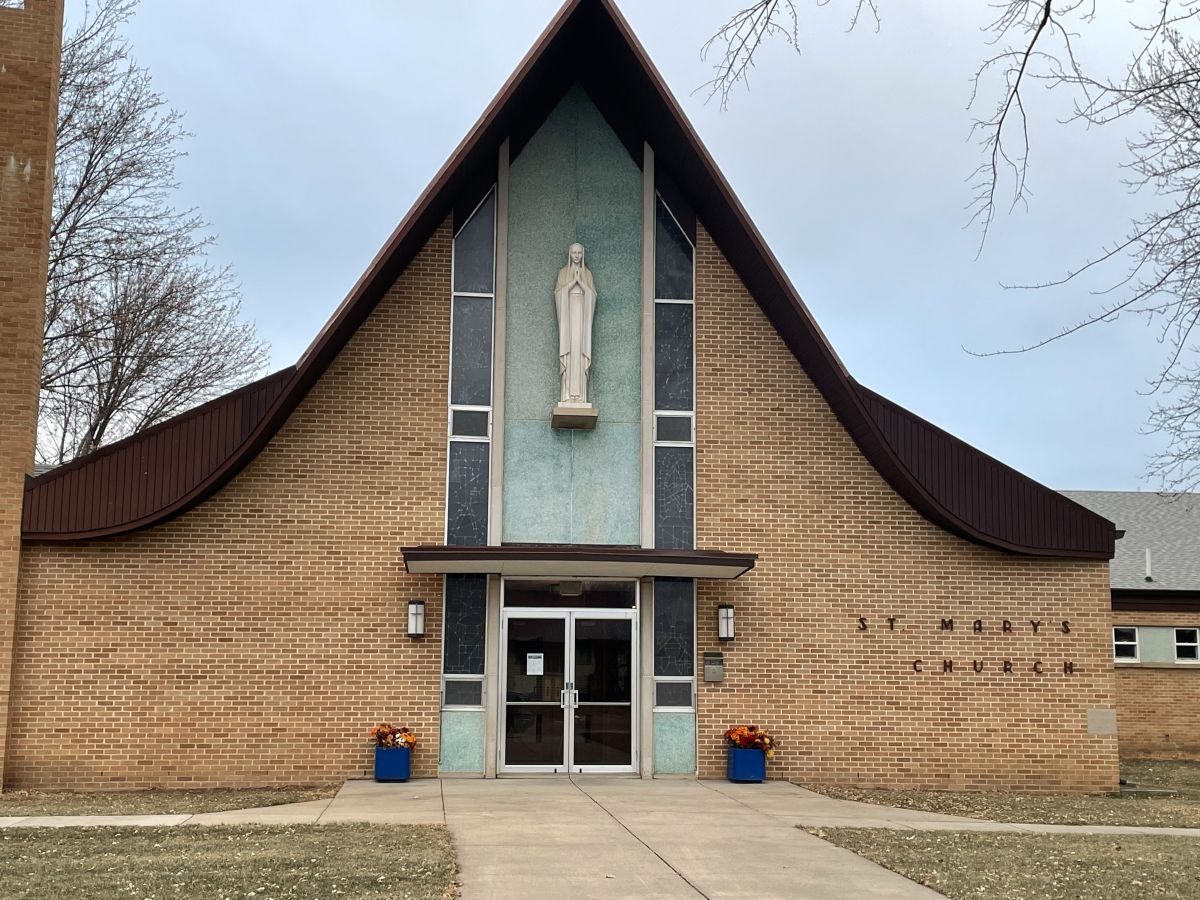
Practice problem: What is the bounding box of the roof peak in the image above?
[21,0,1115,557]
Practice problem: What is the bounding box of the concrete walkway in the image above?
[3,779,1200,897]
[439,778,944,898]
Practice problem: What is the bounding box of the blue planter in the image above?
[374,746,411,782]
[727,747,766,783]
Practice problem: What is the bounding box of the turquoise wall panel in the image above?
[653,711,697,775]
[439,709,485,774]
[504,85,642,545]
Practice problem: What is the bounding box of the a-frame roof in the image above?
[22,0,1115,559]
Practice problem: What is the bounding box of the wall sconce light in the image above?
[718,604,735,642]
[408,600,426,639]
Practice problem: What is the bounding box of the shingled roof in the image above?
[20,0,1117,559]
[1062,491,1200,592]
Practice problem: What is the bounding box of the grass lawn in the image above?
[0,823,457,900]
[1124,759,1200,797]
[804,759,1200,827]
[0,786,336,817]
[807,828,1200,900]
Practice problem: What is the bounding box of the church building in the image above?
[1,0,1121,790]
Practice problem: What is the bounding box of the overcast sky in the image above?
[85,0,1174,491]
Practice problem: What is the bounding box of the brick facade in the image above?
[0,0,1128,793]
[9,224,452,788]
[1113,609,1200,758]
[5,215,1123,791]
[692,224,1118,791]
[0,0,63,787]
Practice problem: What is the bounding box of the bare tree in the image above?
[703,2,1200,491]
[40,0,267,465]
[701,0,879,110]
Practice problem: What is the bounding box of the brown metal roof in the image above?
[402,545,757,579]
[22,368,293,539]
[856,386,1114,558]
[20,0,1117,559]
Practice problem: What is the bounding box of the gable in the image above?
[21,0,1115,558]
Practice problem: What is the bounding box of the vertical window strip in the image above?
[653,193,695,551]
[441,574,487,709]
[653,577,696,710]
[446,188,497,547]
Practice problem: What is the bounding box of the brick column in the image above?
[0,0,63,787]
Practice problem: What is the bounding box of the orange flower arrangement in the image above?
[369,722,417,749]
[723,725,776,758]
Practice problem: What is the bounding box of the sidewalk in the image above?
[439,778,944,898]
[2,778,1198,836]
[2,779,1199,898]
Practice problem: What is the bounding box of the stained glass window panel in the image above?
[654,303,693,412]
[444,574,487,674]
[654,578,694,677]
[453,190,496,294]
[447,441,489,546]
[450,295,493,407]
[654,446,694,550]
[655,196,693,300]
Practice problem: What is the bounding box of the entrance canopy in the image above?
[401,545,756,579]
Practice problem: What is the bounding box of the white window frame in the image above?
[448,405,492,441]
[652,675,695,713]
[1175,628,1200,664]
[653,411,694,446]
[441,673,486,710]
[1113,626,1139,662]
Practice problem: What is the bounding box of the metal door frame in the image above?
[498,579,639,775]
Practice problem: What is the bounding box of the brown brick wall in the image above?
[692,224,1118,791]
[9,222,452,788]
[1113,610,1200,759]
[0,0,63,786]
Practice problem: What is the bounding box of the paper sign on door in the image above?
[526,653,544,676]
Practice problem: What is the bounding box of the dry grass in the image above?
[807,828,1200,900]
[803,759,1200,827]
[1123,759,1200,796]
[806,785,1200,827]
[0,785,336,817]
[0,823,458,899]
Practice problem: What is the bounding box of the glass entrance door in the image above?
[502,614,567,768]
[501,609,637,773]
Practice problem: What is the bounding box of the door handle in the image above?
[570,689,580,709]
[560,689,568,709]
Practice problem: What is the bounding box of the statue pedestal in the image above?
[551,402,598,430]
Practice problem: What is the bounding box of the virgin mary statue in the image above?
[553,242,597,405]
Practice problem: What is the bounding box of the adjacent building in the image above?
[1066,491,1200,758]
[2,0,1122,791]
